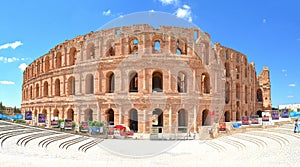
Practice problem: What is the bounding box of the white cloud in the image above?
[289,83,296,87]
[262,18,267,24]
[103,10,111,16]
[281,69,287,72]
[0,41,23,50]
[287,95,294,98]
[0,81,15,85]
[149,9,155,13]
[18,63,27,72]
[0,56,26,63]
[175,5,192,22]
[159,0,178,5]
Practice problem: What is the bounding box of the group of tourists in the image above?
[294,119,300,133]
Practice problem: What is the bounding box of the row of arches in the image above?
[24,47,77,81]
[23,71,211,100]
[224,81,264,104]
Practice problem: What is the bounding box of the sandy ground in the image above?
[0,121,300,167]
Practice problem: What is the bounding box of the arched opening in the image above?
[106,109,114,125]
[245,111,248,117]
[44,56,50,73]
[86,43,95,59]
[256,110,263,117]
[225,62,230,77]
[41,109,47,123]
[153,40,161,52]
[201,73,210,94]
[152,71,163,92]
[178,109,187,132]
[67,109,74,120]
[43,81,48,97]
[29,86,33,99]
[69,47,76,66]
[89,109,93,121]
[67,76,75,95]
[257,89,263,102]
[236,65,240,79]
[107,72,115,93]
[106,41,115,57]
[55,79,60,96]
[37,61,41,76]
[224,111,230,122]
[202,109,209,126]
[129,37,138,54]
[53,109,59,119]
[56,52,62,68]
[83,109,93,121]
[152,108,163,133]
[225,82,230,104]
[176,39,186,55]
[129,72,138,92]
[35,83,39,98]
[236,83,240,100]
[85,74,94,94]
[177,72,187,93]
[129,109,138,132]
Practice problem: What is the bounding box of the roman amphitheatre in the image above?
[21,13,271,135]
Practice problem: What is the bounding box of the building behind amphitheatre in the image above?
[21,24,271,134]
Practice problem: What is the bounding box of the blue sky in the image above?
[0,0,299,108]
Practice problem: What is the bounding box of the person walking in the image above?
[294,119,298,133]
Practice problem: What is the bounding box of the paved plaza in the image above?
[0,120,300,167]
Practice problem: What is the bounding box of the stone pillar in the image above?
[138,110,145,133]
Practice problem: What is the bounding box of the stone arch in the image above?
[236,83,240,100]
[29,85,33,99]
[176,38,187,55]
[224,111,230,122]
[177,71,187,93]
[35,83,39,98]
[129,108,138,132]
[225,62,230,77]
[202,109,210,126]
[256,110,263,117]
[106,40,115,57]
[67,76,75,95]
[106,109,114,125]
[85,74,94,94]
[44,56,50,73]
[152,71,163,92]
[152,35,163,53]
[53,109,59,119]
[129,36,139,54]
[56,52,62,68]
[54,79,60,96]
[225,81,230,104]
[107,72,115,93]
[129,71,138,92]
[152,108,163,133]
[37,60,41,76]
[84,108,93,121]
[178,109,188,132]
[201,73,210,94]
[69,47,76,66]
[43,81,49,97]
[257,88,263,102]
[86,42,95,60]
[67,108,74,121]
